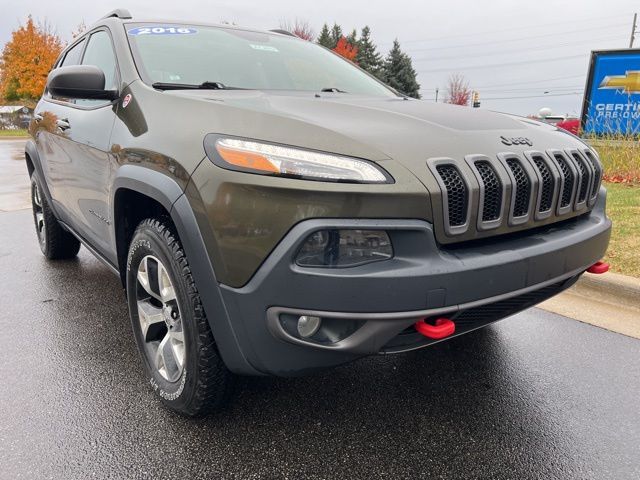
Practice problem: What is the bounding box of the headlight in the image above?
[207,137,391,183]
[296,229,393,268]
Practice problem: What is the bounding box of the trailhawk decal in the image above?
[127,26,198,36]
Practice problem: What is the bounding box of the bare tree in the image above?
[446,73,471,106]
[279,18,315,41]
[71,20,86,40]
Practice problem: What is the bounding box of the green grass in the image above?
[603,182,640,277]
[588,138,640,183]
[0,129,29,137]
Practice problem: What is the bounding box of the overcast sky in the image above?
[2,0,638,116]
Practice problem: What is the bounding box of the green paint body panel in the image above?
[27,15,611,375]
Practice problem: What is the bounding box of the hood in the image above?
[165,89,585,168]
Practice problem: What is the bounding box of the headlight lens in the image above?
[296,229,393,268]
[211,137,391,183]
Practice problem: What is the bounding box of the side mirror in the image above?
[46,65,118,101]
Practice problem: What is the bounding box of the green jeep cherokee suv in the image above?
[26,9,611,416]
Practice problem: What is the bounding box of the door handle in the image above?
[33,113,43,122]
[56,118,71,131]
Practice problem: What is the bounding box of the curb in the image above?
[571,271,640,312]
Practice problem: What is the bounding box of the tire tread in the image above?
[133,218,232,416]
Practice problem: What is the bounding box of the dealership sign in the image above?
[582,49,640,135]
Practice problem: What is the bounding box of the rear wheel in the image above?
[126,218,233,416]
[30,172,81,260]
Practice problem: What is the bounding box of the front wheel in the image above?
[126,218,233,416]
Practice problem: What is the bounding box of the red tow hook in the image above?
[414,318,456,340]
[587,261,609,274]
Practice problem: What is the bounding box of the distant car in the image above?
[556,118,581,136]
[26,9,611,416]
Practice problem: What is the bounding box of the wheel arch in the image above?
[112,165,185,285]
[24,139,56,210]
[111,165,258,375]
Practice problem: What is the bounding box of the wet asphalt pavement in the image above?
[1,141,640,479]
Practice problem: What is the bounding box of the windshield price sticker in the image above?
[128,26,198,36]
[250,44,279,52]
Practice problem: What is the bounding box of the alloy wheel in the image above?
[32,181,46,247]
[136,255,185,382]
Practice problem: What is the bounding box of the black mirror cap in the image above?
[46,65,118,101]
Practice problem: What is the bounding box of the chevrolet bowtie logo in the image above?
[599,71,640,94]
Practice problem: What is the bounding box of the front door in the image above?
[36,29,120,256]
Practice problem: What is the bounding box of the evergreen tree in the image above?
[330,23,343,48]
[346,29,357,46]
[383,39,421,98]
[356,26,384,79]
[317,23,333,48]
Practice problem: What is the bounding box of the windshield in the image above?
[125,23,395,97]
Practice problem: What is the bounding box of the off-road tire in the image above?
[30,171,81,260]
[126,218,233,416]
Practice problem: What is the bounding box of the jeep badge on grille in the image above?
[500,136,533,146]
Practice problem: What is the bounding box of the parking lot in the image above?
[1,139,639,479]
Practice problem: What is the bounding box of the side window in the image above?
[76,30,118,107]
[61,39,85,67]
[48,39,86,101]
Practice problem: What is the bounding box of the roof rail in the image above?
[101,9,132,20]
[269,29,296,37]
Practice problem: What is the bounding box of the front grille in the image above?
[436,165,468,227]
[475,161,502,221]
[531,155,554,212]
[505,158,531,217]
[571,153,591,204]
[429,148,599,239]
[554,154,575,208]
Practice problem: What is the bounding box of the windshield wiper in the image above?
[152,81,240,91]
[320,87,348,93]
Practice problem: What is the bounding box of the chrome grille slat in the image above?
[553,153,575,210]
[582,149,603,203]
[475,161,502,222]
[435,164,468,228]
[574,154,590,203]
[569,151,593,208]
[505,158,531,218]
[531,155,554,213]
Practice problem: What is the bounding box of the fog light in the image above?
[297,315,321,338]
[296,229,393,268]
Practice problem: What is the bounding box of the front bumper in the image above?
[218,190,611,376]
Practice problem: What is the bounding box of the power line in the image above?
[417,54,586,74]
[378,13,630,45]
[403,23,628,52]
[411,34,627,62]
[420,75,588,94]
[481,92,583,100]
[470,74,586,89]
[476,85,584,94]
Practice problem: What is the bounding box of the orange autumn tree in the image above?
[333,37,358,62]
[0,16,63,101]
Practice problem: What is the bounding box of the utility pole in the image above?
[435,87,439,103]
[630,13,637,48]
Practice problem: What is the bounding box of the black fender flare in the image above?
[112,165,259,376]
[24,139,59,216]
[111,164,184,214]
